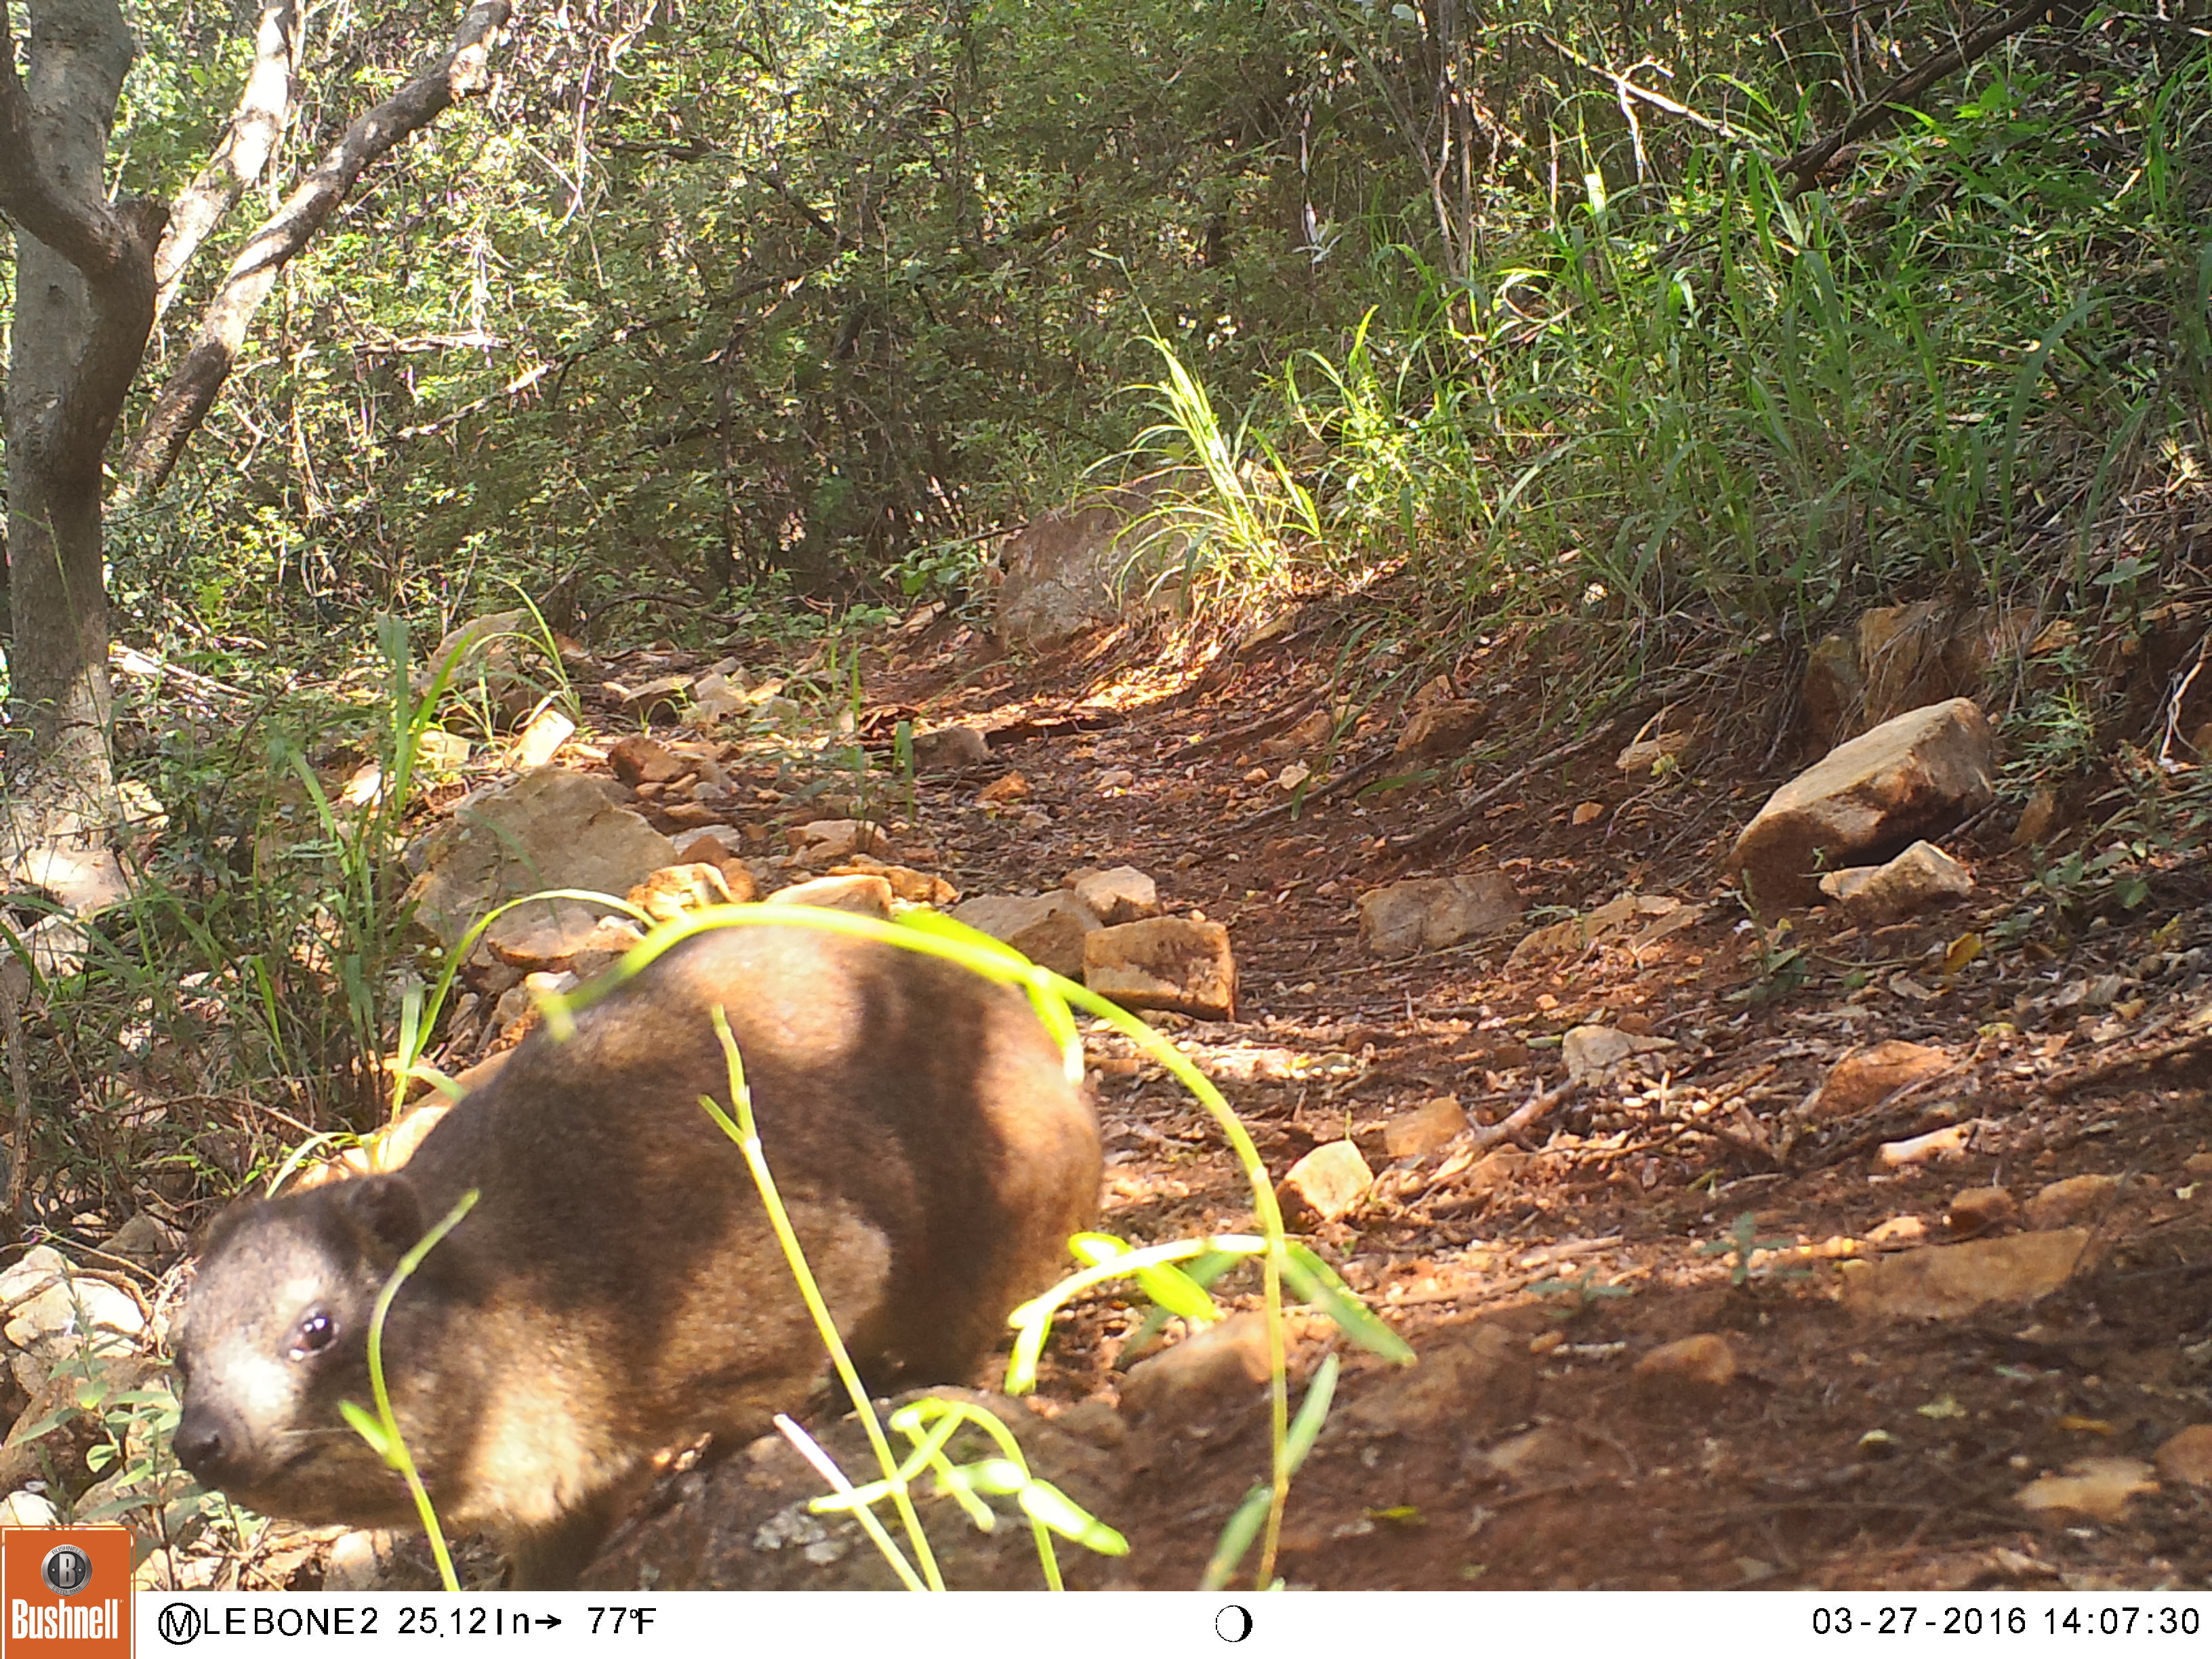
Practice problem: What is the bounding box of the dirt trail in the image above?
[836,610,2212,1591]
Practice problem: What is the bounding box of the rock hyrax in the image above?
[171,923,1101,1586]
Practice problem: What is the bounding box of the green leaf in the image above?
[337,1400,398,1465]
[1015,1479,1130,1555]
[1283,1242,1415,1364]
[1070,1232,1219,1322]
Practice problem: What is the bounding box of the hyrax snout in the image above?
[171,923,1102,1587]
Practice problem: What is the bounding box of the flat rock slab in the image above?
[1083,917,1237,1019]
[1357,873,1521,958]
[1729,697,1996,906]
[1382,1097,1467,1160]
[949,893,1099,979]
[406,769,675,949]
[1841,1227,2089,1320]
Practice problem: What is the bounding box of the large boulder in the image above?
[1802,604,2034,745]
[1729,699,1996,907]
[406,769,676,949]
[995,474,1199,648]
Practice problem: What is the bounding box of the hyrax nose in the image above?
[173,1406,234,1479]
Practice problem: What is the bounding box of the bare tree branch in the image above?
[1777,0,2084,192]
[154,0,303,318]
[119,0,512,500]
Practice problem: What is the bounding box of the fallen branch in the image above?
[2042,1023,2212,1098]
[1467,1075,1577,1151]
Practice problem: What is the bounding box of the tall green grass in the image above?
[1231,37,2212,693]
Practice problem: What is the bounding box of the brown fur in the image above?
[171,923,1101,1586]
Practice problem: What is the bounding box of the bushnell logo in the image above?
[0,1527,130,1655]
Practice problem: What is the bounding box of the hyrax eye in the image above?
[288,1310,338,1359]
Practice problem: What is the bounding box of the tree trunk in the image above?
[1,0,148,861]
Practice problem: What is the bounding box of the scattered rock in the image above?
[1866,1215,1928,1246]
[672,833,762,901]
[607,733,687,787]
[0,1248,144,1361]
[606,674,693,718]
[510,707,575,770]
[405,769,675,950]
[657,801,731,832]
[1393,699,1486,759]
[483,897,623,974]
[948,893,1100,979]
[1382,1097,1467,1160]
[1877,1122,1978,1168]
[1065,865,1160,925]
[2014,1458,2156,1521]
[1457,1148,1530,1201]
[1561,1024,1676,1085]
[419,609,535,707]
[1812,1040,1953,1118]
[1082,917,1237,1020]
[828,858,957,907]
[1840,1228,2089,1319]
[684,672,749,727]
[1356,873,1521,958]
[323,1530,415,1592]
[786,819,881,865]
[1474,1424,1603,1486]
[1634,1334,1737,1391]
[565,916,649,980]
[2026,1173,2121,1230]
[1119,1313,1273,1425]
[1946,1186,2017,1239]
[1616,730,1693,773]
[1802,602,2034,745]
[1281,1141,1372,1223]
[2154,1425,2212,1488]
[625,862,737,924]
[1728,698,1997,906]
[106,1213,185,1262]
[1817,840,1974,924]
[762,874,894,918]
[909,726,991,771]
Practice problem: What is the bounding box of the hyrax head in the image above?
[171,1174,438,1526]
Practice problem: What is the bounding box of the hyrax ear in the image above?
[331,1174,427,1263]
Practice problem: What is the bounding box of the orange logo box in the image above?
[0,1528,131,1658]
